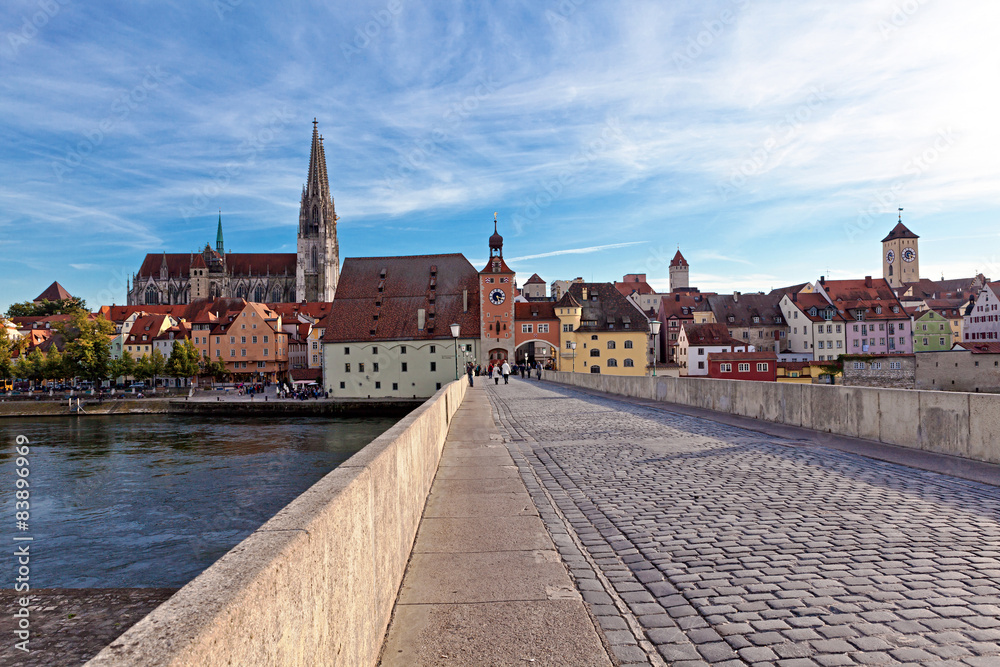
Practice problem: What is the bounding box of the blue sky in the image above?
[3,0,1000,311]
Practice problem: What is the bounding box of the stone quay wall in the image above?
[542,371,1000,465]
[87,379,469,667]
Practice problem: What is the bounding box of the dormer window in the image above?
[752,316,760,324]
[874,306,882,314]
[728,315,735,323]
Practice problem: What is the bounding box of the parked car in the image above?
[128,382,146,390]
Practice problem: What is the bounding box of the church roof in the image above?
[323,254,481,343]
[670,250,688,268]
[136,253,296,278]
[34,281,73,302]
[881,221,919,242]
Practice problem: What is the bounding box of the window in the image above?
[339,382,345,389]
[538,324,549,333]
[400,346,407,354]
[624,340,633,349]
[889,361,901,370]
[753,316,760,323]
[263,348,268,356]
[252,336,258,344]
[430,362,436,372]
[698,361,705,369]
[430,345,436,353]
[721,363,732,372]
[522,324,533,333]
[264,336,269,343]
[624,359,634,367]
[607,359,618,367]
[345,363,351,372]
[373,362,379,372]
[853,362,865,369]
[563,324,573,332]
[757,363,768,372]
[241,349,247,357]
[372,347,378,355]
[738,363,750,372]
[607,341,616,349]
[872,362,882,370]
[358,362,365,372]
[590,349,600,357]
[312,355,318,364]
[401,362,408,372]
[216,337,220,344]
[344,346,350,355]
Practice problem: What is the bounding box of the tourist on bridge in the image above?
[501,360,511,384]
[466,362,474,387]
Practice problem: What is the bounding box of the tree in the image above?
[5,297,88,318]
[167,340,201,382]
[0,326,14,380]
[203,358,228,383]
[25,348,45,386]
[13,357,30,383]
[133,354,152,383]
[109,351,136,386]
[43,347,66,382]
[54,311,114,384]
[148,349,166,387]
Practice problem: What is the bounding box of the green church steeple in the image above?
[216,210,224,254]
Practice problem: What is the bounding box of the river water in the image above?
[0,414,397,588]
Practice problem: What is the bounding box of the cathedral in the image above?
[127,120,340,305]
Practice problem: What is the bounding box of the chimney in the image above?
[417,308,426,331]
[864,276,873,288]
[733,291,740,303]
[462,289,468,312]
[791,292,798,303]
[820,276,825,285]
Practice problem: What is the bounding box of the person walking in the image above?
[466,362,474,387]
[501,360,511,384]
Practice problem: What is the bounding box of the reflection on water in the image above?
[0,414,397,588]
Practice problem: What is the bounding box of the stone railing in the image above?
[88,380,468,666]
[543,371,999,465]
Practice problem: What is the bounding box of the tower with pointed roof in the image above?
[216,211,224,254]
[882,210,919,289]
[669,248,689,293]
[479,214,516,365]
[296,119,340,302]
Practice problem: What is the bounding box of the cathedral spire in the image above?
[216,210,224,254]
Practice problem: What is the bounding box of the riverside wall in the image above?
[542,371,1000,465]
[87,379,468,667]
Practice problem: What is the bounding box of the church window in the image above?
[254,286,265,302]
[272,287,282,302]
[311,247,318,270]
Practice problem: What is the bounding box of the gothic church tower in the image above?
[296,119,340,302]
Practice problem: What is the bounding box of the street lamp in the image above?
[450,323,460,380]
[649,320,661,377]
[570,341,577,373]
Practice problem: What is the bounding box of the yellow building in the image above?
[555,283,651,376]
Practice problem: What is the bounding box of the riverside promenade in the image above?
[387,377,1000,666]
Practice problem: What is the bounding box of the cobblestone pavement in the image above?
[487,379,1000,667]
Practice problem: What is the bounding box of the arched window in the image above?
[624,340,633,349]
[607,340,616,349]
[590,349,600,357]
[272,287,282,302]
[624,359,634,367]
[607,358,618,367]
[590,366,601,374]
[254,285,265,302]
[311,247,318,270]
[235,284,248,300]
[311,205,320,234]
[145,286,158,305]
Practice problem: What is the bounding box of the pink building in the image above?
[814,276,912,355]
[964,283,1000,342]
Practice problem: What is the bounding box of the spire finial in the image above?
[899,207,903,223]
[494,211,498,232]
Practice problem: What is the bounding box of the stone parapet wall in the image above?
[543,371,1000,465]
[87,379,468,667]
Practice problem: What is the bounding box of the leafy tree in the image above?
[203,358,228,383]
[0,326,14,380]
[25,348,45,386]
[133,354,152,383]
[43,347,66,382]
[5,297,88,318]
[148,348,166,387]
[167,340,201,381]
[54,311,114,384]
[109,351,136,385]
[13,357,30,383]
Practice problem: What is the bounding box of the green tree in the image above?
[133,354,152,383]
[148,348,166,387]
[55,311,114,384]
[43,347,66,382]
[0,326,14,380]
[25,348,45,386]
[5,297,88,318]
[203,358,228,383]
[13,357,30,384]
[109,351,136,385]
[167,340,201,382]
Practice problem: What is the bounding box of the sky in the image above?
[2,0,1000,311]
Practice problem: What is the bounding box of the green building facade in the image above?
[913,310,952,352]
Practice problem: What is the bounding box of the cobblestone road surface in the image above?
[487,379,1000,667]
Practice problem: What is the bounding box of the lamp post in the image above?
[450,323,460,380]
[649,320,661,377]
[570,341,577,373]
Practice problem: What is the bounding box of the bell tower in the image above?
[881,209,919,289]
[296,119,340,302]
[479,213,516,366]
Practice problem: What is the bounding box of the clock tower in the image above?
[881,210,919,289]
[479,214,516,366]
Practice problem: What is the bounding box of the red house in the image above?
[707,351,777,381]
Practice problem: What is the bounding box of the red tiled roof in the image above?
[818,278,907,321]
[266,302,333,320]
[670,250,688,268]
[954,342,1000,354]
[682,322,745,347]
[524,273,545,284]
[614,280,655,296]
[323,254,481,343]
[555,283,649,332]
[777,361,811,371]
[34,281,72,302]
[290,368,322,381]
[784,293,848,323]
[881,221,919,242]
[515,302,558,320]
[708,351,777,362]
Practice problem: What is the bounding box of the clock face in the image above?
[885,249,895,264]
[902,247,916,263]
[488,288,506,305]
